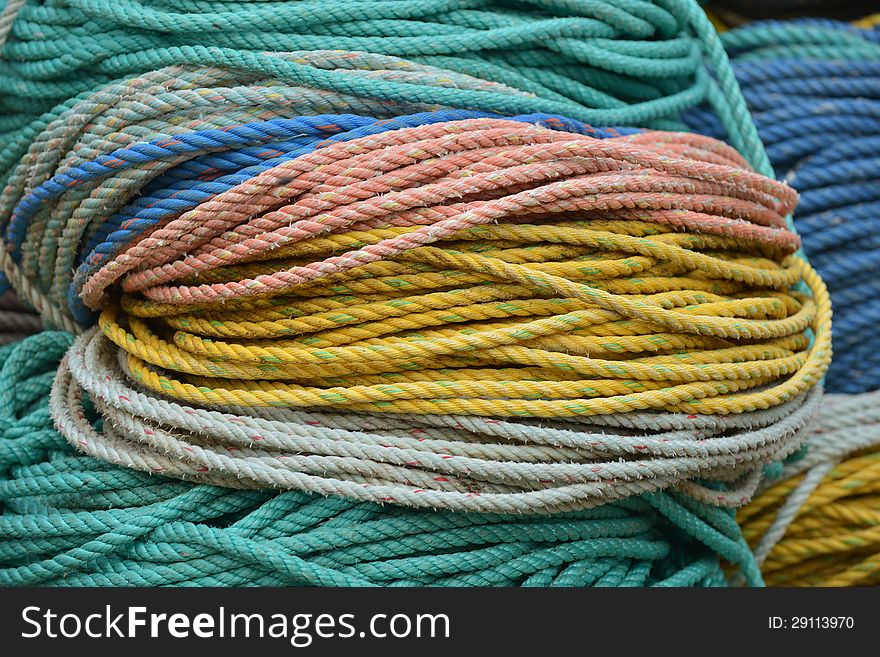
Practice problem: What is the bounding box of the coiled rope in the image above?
[52,325,824,512]
[0,51,534,332]
[0,0,772,180]
[0,331,762,586]
[686,17,880,586]
[686,19,880,392]
[0,2,831,578]
[739,390,880,586]
[12,101,828,509]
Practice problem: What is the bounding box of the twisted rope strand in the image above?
[740,390,880,586]
[687,18,879,392]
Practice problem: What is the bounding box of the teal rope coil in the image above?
[0,332,762,586]
[0,0,787,587]
[0,0,770,181]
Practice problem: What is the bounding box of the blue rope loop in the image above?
[1,108,635,324]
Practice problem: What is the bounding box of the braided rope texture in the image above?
[0,331,762,586]
[686,15,880,587]
[0,51,536,332]
[686,18,880,392]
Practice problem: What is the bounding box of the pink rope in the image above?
[79,119,799,308]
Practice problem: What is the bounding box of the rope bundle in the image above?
[740,390,880,586]
[1,332,761,586]
[691,18,880,587]
[0,50,535,330]
[0,1,835,586]
[52,326,824,511]
[0,0,771,177]
[686,19,880,392]
[9,101,828,510]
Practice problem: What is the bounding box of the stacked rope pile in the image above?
[0,0,772,179]
[686,18,880,393]
[739,391,880,586]
[3,99,830,512]
[0,50,542,331]
[0,331,762,586]
[0,1,833,586]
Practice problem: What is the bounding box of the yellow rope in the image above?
[854,13,880,29]
[740,451,880,587]
[106,218,832,417]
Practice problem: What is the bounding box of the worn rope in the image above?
[0,51,534,332]
[685,19,879,392]
[739,390,880,586]
[0,331,762,586]
[50,325,821,512]
[71,117,828,419]
[0,57,829,506]
[0,4,830,530]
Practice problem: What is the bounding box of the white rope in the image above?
[747,389,880,563]
[0,0,24,53]
[50,327,823,514]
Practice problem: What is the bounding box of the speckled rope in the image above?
[739,390,880,586]
[31,113,827,504]
[68,117,830,420]
[17,108,829,505]
[50,326,822,513]
[685,18,880,393]
[0,51,531,329]
[0,0,773,177]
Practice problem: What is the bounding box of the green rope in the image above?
[0,332,761,587]
[0,0,774,588]
[0,0,770,182]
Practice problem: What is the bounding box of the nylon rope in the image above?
[686,18,880,392]
[0,1,836,586]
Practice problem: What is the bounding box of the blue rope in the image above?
[686,19,880,393]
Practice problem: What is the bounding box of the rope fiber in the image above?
[25,105,831,510]
[0,1,839,587]
[686,18,879,392]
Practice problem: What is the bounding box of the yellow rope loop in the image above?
[106,217,831,417]
[88,121,829,418]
